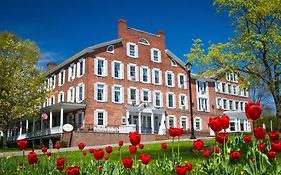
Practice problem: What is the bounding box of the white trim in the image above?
[153,90,162,107]
[178,73,187,89]
[180,116,188,130]
[58,91,64,103]
[128,87,138,105]
[68,63,76,81]
[77,58,85,78]
[138,38,150,45]
[150,48,161,63]
[94,109,108,127]
[167,115,176,128]
[165,71,175,87]
[112,60,124,79]
[194,117,202,131]
[58,69,65,86]
[112,84,123,104]
[179,94,188,110]
[126,42,138,58]
[76,83,85,103]
[141,88,151,102]
[152,68,162,85]
[106,45,114,54]
[166,92,176,109]
[140,66,151,84]
[67,87,75,102]
[94,57,108,77]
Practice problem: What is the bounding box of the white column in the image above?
[49,110,53,129]
[126,111,129,125]
[151,113,154,134]
[26,120,29,133]
[60,107,64,132]
[138,112,142,134]
[7,129,10,138]
[19,122,22,136]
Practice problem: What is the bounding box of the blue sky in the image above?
[0,0,233,72]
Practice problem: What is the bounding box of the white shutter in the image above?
[121,87,124,103]
[150,48,154,61]
[104,111,108,126]
[173,94,176,108]
[153,91,156,106]
[140,67,143,82]
[152,69,155,84]
[140,89,144,102]
[185,96,188,109]
[94,111,98,126]
[82,58,85,75]
[159,70,162,85]
[172,73,175,87]
[166,93,169,107]
[77,61,80,77]
[53,75,56,88]
[76,86,79,102]
[158,50,162,62]
[177,74,180,88]
[72,88,75,102]
[82,84,85,101]
[178,95,181,109]
[73,64,76,80]
[68,67,71,81]
[94,58,98,75]
[127,64,130,80]
[58,72,62,86]
[184,75,187,89]
[111,61,115,78]
[147,68,151,83]
[135,45,138,58]
[126,43,130,56]
[104,85,108,102]
[148,90,151,102]
[121,63,124,79]
[135,66,139,81]
[128,88,131,104]
[67,89,70,102]
[63,70,65,85]
[112,86,115,102]
[94,84,97,101]
[136,89,140,105]
[165,71,168,86]
[160,92,163,107]
[104,60,108,76]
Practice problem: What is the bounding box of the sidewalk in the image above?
[0,137,213,158]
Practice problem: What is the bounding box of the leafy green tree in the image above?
[0,32,46,148]
[186,0,281,129]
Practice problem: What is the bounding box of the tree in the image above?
[0,32,46,148]
[186,0,281,130]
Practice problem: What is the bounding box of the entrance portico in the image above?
[126,103,166,135]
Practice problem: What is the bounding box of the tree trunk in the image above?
[2,128,8,148]
[276,103,281,131]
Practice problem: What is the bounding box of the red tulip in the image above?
[161,143,167,150]
[245,102,262,120]
[209,117,222,133]
[104,155,109,160]
[203,149,210,158]
[177,128,184,137]
[98,166,103,172]
[89,148,94,154]
[271,142,281,153]
[19,162,23,167]
[230,151,241,161]
[257,143,266,152]
[46,152,51,157]
[185,163,192,172]
[78,143,85,150]
[220,115,230,129]
[105,146,113,154]
[176,165,188,175]
[82,151,86,156]
[41,146,47,153]
[269,131,279,142]
[214,146,220,153]
[216,132,228,145]
[122,157,133,169]
[139,143,144,149]
[168,128,178,137]
[129,145,137,154]
[55,141,61,149]
[17,139,28,151]
[67,166,80,175]
[56,157,65,171]
[93,149,104,160]
[27,151,38,165]
[118,140,123,147]
[129,132,141,146]
[267,150,277,160]
[193,139,204,151]
[139,154,151,165]
[254,127,266,141]
[243,135,252,144]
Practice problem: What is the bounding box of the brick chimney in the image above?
[157,30,165,40]
[118,19,127,38]
[46,62,57,72]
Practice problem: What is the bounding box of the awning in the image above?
[223,111,247,120]
[127,103,164,114]
[42,102,86,113]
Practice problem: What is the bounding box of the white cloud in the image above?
[37,51,62,71]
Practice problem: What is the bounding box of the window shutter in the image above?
[135,45,138,58]
[140,67,143,82]
[82,58,85,75]
[72,88,75,102]
[94,58,98,75]
[112,86,115,103]
[82,84,85,101]
[152,69,155,84]
[68,67,71,81]
[150,48,154,61]
[104,60,108,76]
[148,90,151,102]
[128,88,131,104]
[140,90,144,102]
[67,89,70,102]
[147,68,151,83]
[63,70,65,85]
[184,75,187,89]
[177,74,180,88]
[73,64,76,80]
[126,43,130,56]
[172,73,175,87]
[136,89,140,105]
[58,72,61,86]
[94,111,98,126]
[158,50,161,62]
[121,87,124,103]
[165,71,168,86]
[135,66,139,81]
[121,63,124,79]
[53,75,56,89]
[104,111,108,126]
[127,64,130,80]
[160,92,163,107]
[111,61,115,78]
[159,70,162,85]
[104,85,108,102]
[76,86,79,102]
[166,93,169,107]
[77,61,80,77]
[153,91,156,106]
[94,84,97,101]
[178,95,181,109]
[173,94,176,108]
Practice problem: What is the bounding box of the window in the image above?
[197,81,207,94]
[194,117,202,131]
[76,83,85,103]
[94,57,108,76]
[152,68,162,85]
[58,91,64,103]
[127,64,138,81]
[128,87,139,105]
[230,119,235,131]
[167,93,176,108]
[151,48,161,63]
[171,60,177,67]
[223,99,228,109]
[50,95,55,105]
[67,87,75,102]
[229,100,233,110]
[235,101,239,110]
[106,45,114,53]
[226,72,238,82]
[215,81,221,92]
[233,85,237,95]
[240,102,244,111]
[112,85,124,103]
[77,58,85,77]
[94,109,108,126]
[179,94,187,109]
[58,70,65,86]
[165,71,175,87]
[50,75,56,89]
[94,83,107,102]
[180,117,188,130]
[243,88,247,97]
[216,98,222,109]
[141,89,151,102]
[178,74,186,89]
[127,42,138,58]
[198,97,208,111]
[68,64,75,81]
[140,66,150,83]
[222,83,226,93]
[138,38,149,45]
[228,84,232,94]
[168,116,176,128]
[153,91,162,107]
[112,61,124,79]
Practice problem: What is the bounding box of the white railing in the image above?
[50,126,62,134]
[119,125,136,133]
[93,126,119,133]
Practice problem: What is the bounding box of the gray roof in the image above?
[46,38,122,76]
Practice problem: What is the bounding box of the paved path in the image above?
[0,137,212,158]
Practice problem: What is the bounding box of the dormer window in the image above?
[171,59,177,67]
[106,45,114,53]
[138,38,150,45]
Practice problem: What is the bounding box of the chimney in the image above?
[46,62,57,72]
[157,30,165,40]
[118,19,127,38]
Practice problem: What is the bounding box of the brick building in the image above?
[7,20,250,146]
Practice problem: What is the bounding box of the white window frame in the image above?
[76,83,85,103]
[94,109,108,127]
[166,92,176,109]
[112,84,124,104]
[67,87,75,102]
[126,42,138,58]
[58,91,64,103]
[178,73,187,89]
[151,48,161,63]
[112,60,124,79]
[141,89,151,102]
[138,38,150,45]
[50,75,56,89]
[127,63,139,81]
[171,59,177,67]
[180,116,188,130]
[68,63,76,81]
[216,97,222,109]
[77,58,85,78]
[153,90,163,107]
[198,97,209,112]
[223,98,228,110]
[179,94,188,110]
[165,71,175,87]
[49,95,55,105]
[58,70,65,86]
[94,82,108,102]
[128,87,139,105]
[140,66,151,83]
[106,45,114,53]
[215,81,221,92]
[94,57,108,77]
[167,115,176,128]
[194,117,202,131]
[152,68,162,85]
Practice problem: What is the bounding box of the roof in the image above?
[46,38,122,76]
